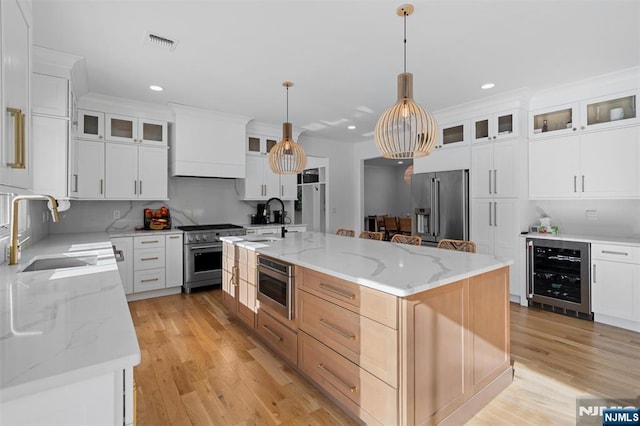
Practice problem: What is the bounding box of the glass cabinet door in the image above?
[247,136,261,153]
[78,109,104,140]
[247,134,279,154]
[106,113,137,143]
[473,116,491,142]
[473,110,518,142]
[438,120,468,149]
[529,104,578,138]
[139,119,167,145]
[583,91,638,130]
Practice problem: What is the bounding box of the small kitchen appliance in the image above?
[256,203,270,224]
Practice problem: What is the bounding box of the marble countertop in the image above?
[0,233,140,402]
[243,223,307,229]
[222,232,513,297]
[521,232,640,246]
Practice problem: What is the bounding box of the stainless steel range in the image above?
[177,224,246,293]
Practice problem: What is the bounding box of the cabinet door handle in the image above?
[493,169,497,194]
[139,180,142,195]
[73,174,78,193]
[488,170,492,194]
[318,363,357,393]
[488,202,492,227]
[261,324,283,342]
[141,256,159,261]
[100,179,104,195]
[281,184,284,197]
[574,176,577,192]
[319,318,356,341]
[494,201,497,227]
[170,236,180,239]
[134,181,137,195]
[319,282,356,300]
[6,107,25,168]
[581,175,585,193]
[141,278,159,283]
[527,240,534,298]
[601,250,629,256]
[141,240,159,244]
[592,264,596,283]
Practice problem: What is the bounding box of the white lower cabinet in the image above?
[0,368,134,426]
[591,243,640,331]
[112,236,134,294]
[165,233,183,288]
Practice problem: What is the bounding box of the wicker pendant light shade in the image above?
[374,4,438,159]
[269,82,307,174]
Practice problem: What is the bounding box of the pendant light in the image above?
[269,81,307,174]
[374,4,438,159]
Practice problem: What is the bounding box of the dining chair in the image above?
[436,239,477,253]
[336,228,355,237]
[383,216,399,240]
[390,234,422,246]
[398,217,412,235]
[376,215,386,234]
[359,231,383,240]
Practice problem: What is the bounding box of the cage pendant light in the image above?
[269,82,307,174]
[374,4,438,159]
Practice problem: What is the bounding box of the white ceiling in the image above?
[32,0,640,144]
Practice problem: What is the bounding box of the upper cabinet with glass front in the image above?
[78,109,105,140]
[472,109,519,143]
[436,120,469,149]
[106,114,167,145]
[247,133,278,155]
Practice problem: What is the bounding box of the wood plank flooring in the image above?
[128,289,640,425]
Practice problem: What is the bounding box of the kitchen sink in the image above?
[21,255,98,272]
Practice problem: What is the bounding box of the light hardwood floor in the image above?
[129,289,640,425]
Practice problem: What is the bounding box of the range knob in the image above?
[188,236,194,243]
[202,235,208,241]
[195,235,201,242]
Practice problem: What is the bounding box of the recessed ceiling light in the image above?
[347,125,356,130]
[481,83,495,90]
[149,85,164,92]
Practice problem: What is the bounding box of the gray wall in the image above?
[363,165,411,218]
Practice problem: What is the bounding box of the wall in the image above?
[50,177,294,234]
[363,165,411,218]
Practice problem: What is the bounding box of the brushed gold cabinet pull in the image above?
[261,324,283,342]
[170,236,180,239]
[6,108,25,168]
[319,318,356,341]
[319,282,356,300]
[318,363,356,393]
[141,278,159,283]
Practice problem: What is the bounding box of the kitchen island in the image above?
[0,233,140,425]
[223,232,513,425]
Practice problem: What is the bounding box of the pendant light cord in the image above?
[286,86,289,122]
[403,10,407,73]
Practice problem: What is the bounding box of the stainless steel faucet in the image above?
[9,195,60,265]
[264,197,287,238]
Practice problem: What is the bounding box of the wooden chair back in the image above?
[390,234,422,246]
[359,231,383,240]
[384,216,399,232]
[398,217,412,235]
[436,239,477,253]
[376,215,386,232]
[336,228,355,237]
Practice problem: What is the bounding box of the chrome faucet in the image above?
[264,197,287,238]
[9,195,60,265]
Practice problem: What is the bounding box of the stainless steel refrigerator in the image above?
[411,169,469,246]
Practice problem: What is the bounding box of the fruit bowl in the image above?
[144,207,172,230]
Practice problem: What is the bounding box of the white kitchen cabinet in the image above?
[112,236,134,294]
[241,155,296,200]
[247,133,278,155]
[529,126,639,199]
[169,104,251,178]
[591,243,640,330]
[106,113,167,145]
[78,109,105,141]
[77,139,105,198]
[31,116,71,199]
[472,109,519,142]
[436,120,469,150]
[471,198,518,294]
[0,0,32,190]
[471,140,518,198]
[105,143,168,200]
[165,233,183,288]
[32,73,68,117]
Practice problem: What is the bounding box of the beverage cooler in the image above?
[526,238,592,319]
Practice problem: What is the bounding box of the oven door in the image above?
[257,264,294,320]
[184,243,223,287]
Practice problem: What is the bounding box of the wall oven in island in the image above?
[257,255,295,320]
[526,238,592,319]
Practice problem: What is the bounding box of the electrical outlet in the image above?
[585,210,598,221]
[113,210,121,220]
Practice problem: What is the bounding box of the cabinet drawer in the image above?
[134,268,165,292]
[134,248,165,270]
[591,244,640,263]
[299,332,397,426]
[256,310,298,366]
[134,236,165,249]
[300,268,397,329]
[299,291,398,388]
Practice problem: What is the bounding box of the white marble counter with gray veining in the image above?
[222,232,513,297]
[0,232,140,402]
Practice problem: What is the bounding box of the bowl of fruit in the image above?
[144,206,171,230]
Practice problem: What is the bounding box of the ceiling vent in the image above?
[144,32,178,51]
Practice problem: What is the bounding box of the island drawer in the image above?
[133,248,165,270]
[591,243,640,263]
[298,290,398,388]
[299,331,397,426]
[134,236,165,249]
[256,309,298,366]
[299,267,398,329]
[133,268,165,292]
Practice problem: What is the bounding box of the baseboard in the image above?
[126,286,181,302]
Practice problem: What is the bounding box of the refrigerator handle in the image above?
[462,171,469,240]
[430,178,436,236]
[435,178,441,236]
[527,240,534,298]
